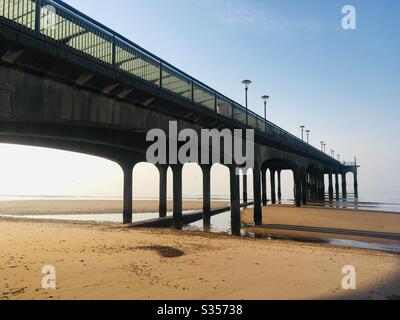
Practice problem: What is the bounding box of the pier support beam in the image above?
[121,162,134,224]
[270,169,276,205]
[354,172,359,198]
[201,165,212,229]
[320,174,325,200]
[277,170,282,201]
[335,173,340,200]
[294,170,302,208]
[261,167,267,206]
[157,165,168,218]
[242,174,248,204]
[253,165,262,226]
[172,165,183,230]
[302,172,308,206]
[342,173,347,198]
[229,166,241,236]
[328,173,334,200]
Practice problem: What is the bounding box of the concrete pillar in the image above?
[121,162,134,224]
[261,168,267,206]
[229,166,241,236]
[320,174,326,199]
[354,172,359,198]
[277,170,282,201]
[242,174,248,204]
[201,165,211,229]
[328,173,334,200]
[342,173,347,198]
[253,165,262,226]
[270,169,276,205]
[172,165,183,230]
[302,172,308,206]
[157,165,168,218]
[294,171,302,208]
[335,173,340,200]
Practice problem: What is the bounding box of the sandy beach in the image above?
[1,201,400,300]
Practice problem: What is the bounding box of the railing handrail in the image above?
[1,0,342,165]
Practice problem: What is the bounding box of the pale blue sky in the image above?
[1,0,399,199]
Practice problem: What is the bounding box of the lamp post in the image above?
[331,149,335,158]
[306,130,310,144]
[261,95,270,121]
[337,154,341,161]
[320,141,324,152]
[323,143,326,153]
[241,80,252,126]
[300,126,305,141]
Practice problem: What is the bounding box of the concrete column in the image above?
[242,174,248,204]
[302,172,308,206]
[335,173,340,200]
[253,165,262,226]
[294,171,302,208]
[157,165,168,218]
[229,166,241,236]
[277,170,282,201]
[121,162,134,224]
[261,168,267,206]
[328,173,334,200]
[270,169,276,205]
[172,165,183,230]
[354,172,359,198]
[342,173,347,198]
[201,165,212,229]
[320,174,326,199]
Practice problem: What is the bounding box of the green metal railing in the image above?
[0,0,340,164]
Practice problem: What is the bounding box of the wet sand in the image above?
[0,199,228,215]
[242,205,400,244]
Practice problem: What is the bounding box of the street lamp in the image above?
[337,154,341,161]
[320,141,324,152]
[261,95,270,120]
[306,130,310,144]
[331,149,335,157]
[300,126,305,141]
[323,143,326,153]
[241,80,252,125]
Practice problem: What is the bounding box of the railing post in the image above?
[35,0,41,35]
[159,63,163,88]
[214,94,218,113]
[112,36,116,68]
[191,81,194,102]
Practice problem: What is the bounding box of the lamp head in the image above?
[261,95,270,102]
[242,80,252,89]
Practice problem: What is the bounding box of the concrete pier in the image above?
[277,170,282,201]
[253,165,262,225]
[335,173,340,200]
[261,168,268,206]
[157,165,168,218]
[121,162,134,224]
[230,166,241,236]
[201,165,212,229]
[342,173,347,198]
[328,173,334,200]
[242,175,248,204]
[172,165,183,230]
[270,169,276,205]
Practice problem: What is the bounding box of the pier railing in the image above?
[0,0,340,164]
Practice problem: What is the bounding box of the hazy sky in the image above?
[0,0,399,200]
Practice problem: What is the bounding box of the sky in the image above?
[0,0,399,200]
